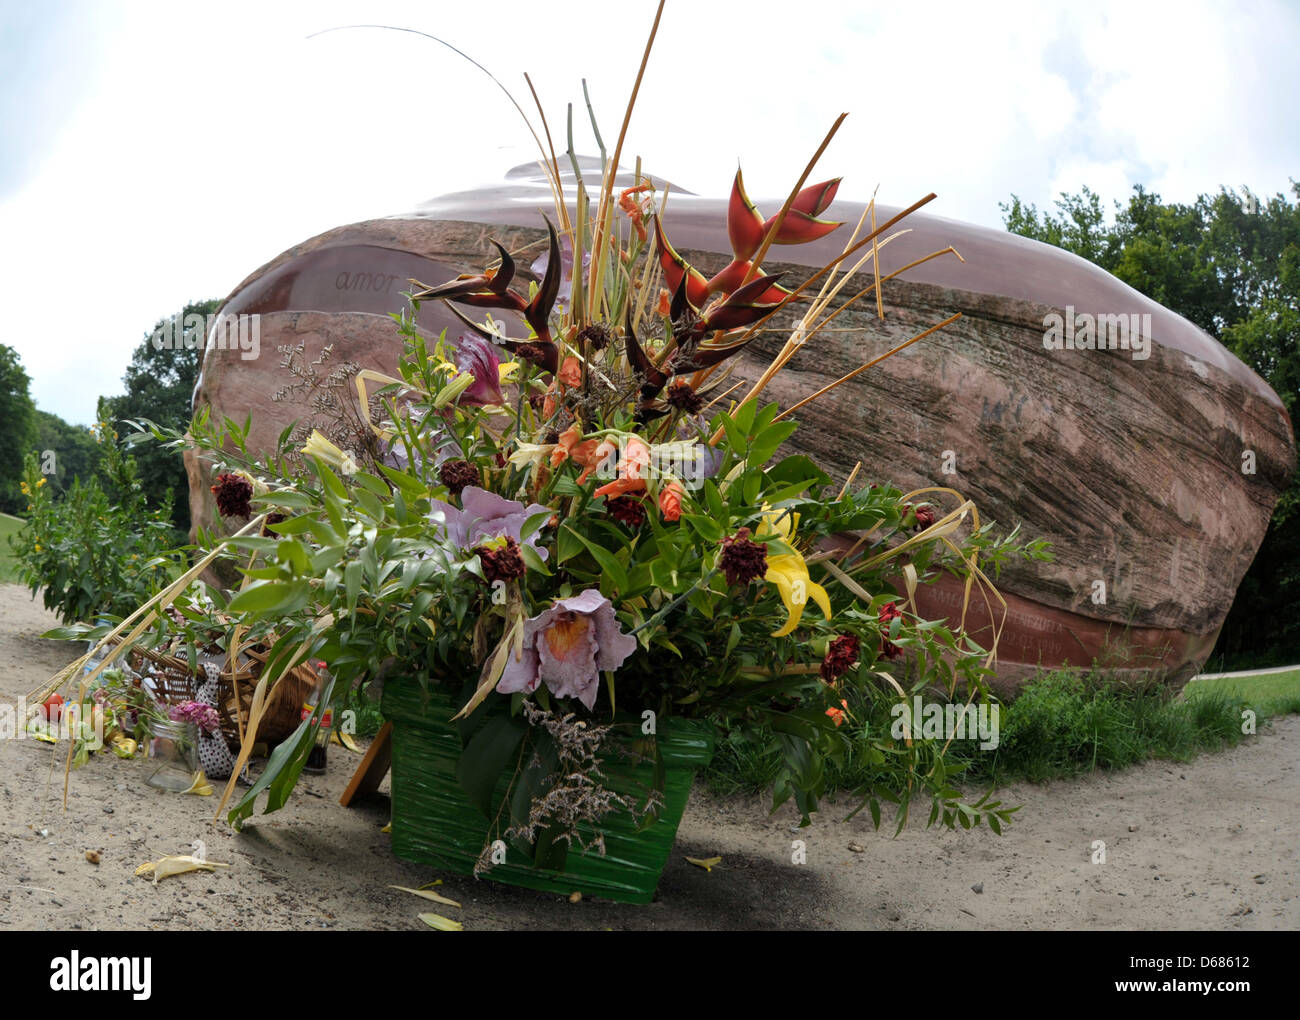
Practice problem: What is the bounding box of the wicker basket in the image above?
[220,647,319,748]
[120,642,319,749]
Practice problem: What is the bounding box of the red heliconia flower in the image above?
[704,168,843,301]
[652,215,711,310]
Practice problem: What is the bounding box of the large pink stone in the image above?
[190,163,1295,691]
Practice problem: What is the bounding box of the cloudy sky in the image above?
[2,0,1298,426]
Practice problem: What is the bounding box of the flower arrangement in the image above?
[43,5,1051,886]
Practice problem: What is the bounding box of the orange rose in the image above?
[659,479,684,522]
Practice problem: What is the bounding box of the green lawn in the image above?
[0,512,25,583]
[1185,667,1300,719]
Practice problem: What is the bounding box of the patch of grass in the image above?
[0,512,26,583]
[971,674,1252,783]
[703,666,1292,798]
[1186,668,1300,719]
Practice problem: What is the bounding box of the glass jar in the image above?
[146,719,199,792]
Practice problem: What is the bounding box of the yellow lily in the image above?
[757,507,832,637]
[507,442,555,471]
[300,429,357,475]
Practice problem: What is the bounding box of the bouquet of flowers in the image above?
[52,7,1049,877]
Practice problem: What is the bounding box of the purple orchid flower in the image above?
[496,589,637,710]
[428,486,551,560]
[452,332,507,406]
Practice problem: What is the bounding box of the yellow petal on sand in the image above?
[418,912,463,931]
[135,854,230,884]
[331,730,362,753]
[182,771,213,796]
[390,885,461,909]
[380,822,391,833]
[685,855,723,872]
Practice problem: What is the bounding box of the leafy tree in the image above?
[33,410,100,496]
[1003,183,1300,669]
[98,298,221,534]
[0,344,38,515]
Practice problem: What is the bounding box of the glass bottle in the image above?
[146,719,199,791]
[302,662,332,774]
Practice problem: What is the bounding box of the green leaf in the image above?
[731,398,757,435]
[557,524,584,564]
[746,419,798,466]
[570,530,628,594]
[518,541,552,576]
[354,486,384,522]
[276,538,311,575]
[718,410,748,459]
[227,580,310,616]
[351,471,391,499]
[256,490,314,510]
[344,561,362,616]
[315,458,348,500]
[767,455,832,490]
[682,513,723,543]
[268,514,316,536]
[378,464,426,497]
[703,479,725,520]
[456,713,527,819]
[520,509,553,542]
[228,676,335,828]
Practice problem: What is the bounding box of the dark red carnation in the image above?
[719,527,768,586]
[820,634,860,682]
[913,504,936,530]
[606,495,647,528]
[439,458,480,497]
[211,473,253,519]
[878,601,904,660]
[474,538,526,585]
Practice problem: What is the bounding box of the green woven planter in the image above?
[382,676,714,904]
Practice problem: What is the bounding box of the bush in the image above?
[9,426,183,623]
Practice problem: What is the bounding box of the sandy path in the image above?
[1,582,1295,930]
